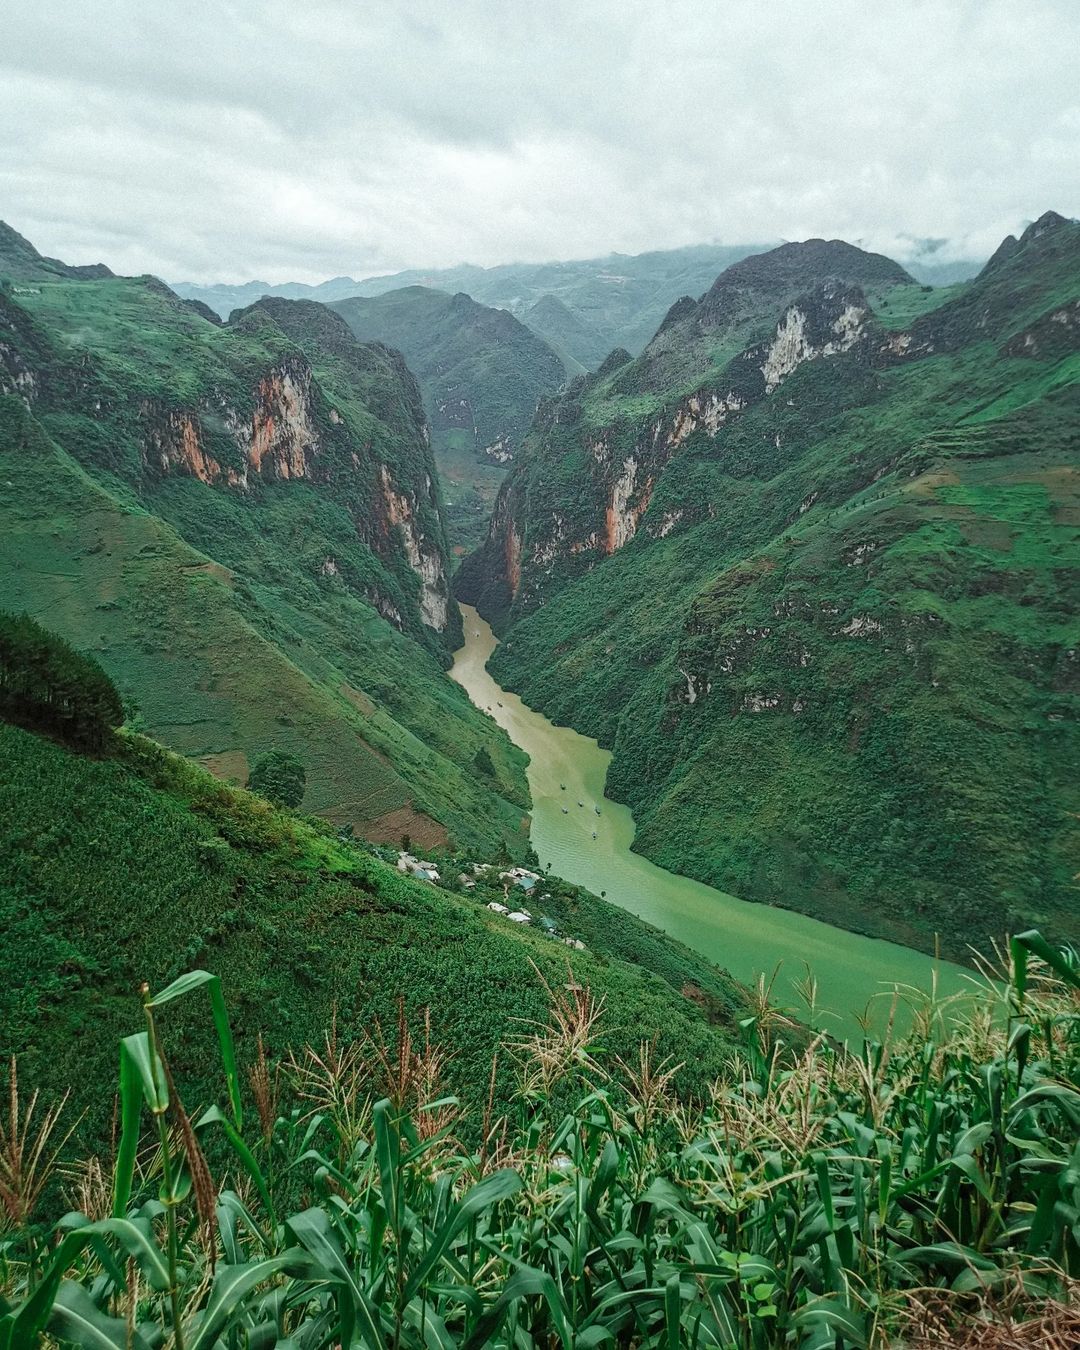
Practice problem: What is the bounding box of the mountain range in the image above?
[174,239,984,358]
[457,213,1080,960]
[3,212,1075,963]
[0,220,531,857]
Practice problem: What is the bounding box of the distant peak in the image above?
[594,347,633,378]
[980,210,1078,280]
[0,220,35,248]
[0,219,113,282]
[656,295,698,334]
[706,237,912,299]
[1020,209,1071,242]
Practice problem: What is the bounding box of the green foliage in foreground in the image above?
[0,719,745,1156]
[2,934,1077,1349]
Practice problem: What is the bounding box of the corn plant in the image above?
[0,929,1077,1348]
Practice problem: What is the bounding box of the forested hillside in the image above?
[0,225,531,855]
[458,213,1080,959]
[331,287,567,553]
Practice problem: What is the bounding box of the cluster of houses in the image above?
[395,850,586,951]
[485,900,587,950]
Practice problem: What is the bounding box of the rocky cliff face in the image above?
[457,257,899,625]
[457,216,1080,959]
[143,356,319,486]
[1,281,456,645]
[1,232,529,859]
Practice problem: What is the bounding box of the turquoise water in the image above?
[451,605,971,1039]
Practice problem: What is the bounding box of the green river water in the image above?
[451,605,971,1039]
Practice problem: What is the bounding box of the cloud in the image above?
[2,0,1077,282]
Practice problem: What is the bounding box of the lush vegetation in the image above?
[248,750,306,809]
[0,715,748,1159]
[461,215,1080,961]
[331,287,567,555]
[1,928,1077,1348]
[0,611,122,751]
[0,227,533,857]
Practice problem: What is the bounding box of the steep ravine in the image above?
[451,606,971,1038]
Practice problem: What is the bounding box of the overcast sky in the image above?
[3,1,1077,284]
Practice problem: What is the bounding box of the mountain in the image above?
[0,223,532,856]
[173,242,773,355]
[0,219,115,282]
[330,287,568,554]
[522,294,613,373]
[457,216,1080,960]
[169,273,376,316]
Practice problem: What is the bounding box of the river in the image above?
[451,605,971,1038]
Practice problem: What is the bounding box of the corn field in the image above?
[1,931,1077,1349]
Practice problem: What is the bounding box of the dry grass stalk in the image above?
[710,1036,842,1163]
[511,961,607,1097]
[162,1057,218,1261]
[248,1032,279,1145]
[900,1272,1080,1349]
[745,965,801,1063]
[286,1006,368,1151]
[0,1056,76,1230]
[366,1001,457,1141]
[478,1052,511,1177]
[613,1039,683,1137]
[61,1153,112,1223]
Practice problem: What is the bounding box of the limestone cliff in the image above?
[456,244,905,627]
[1,282,456,647]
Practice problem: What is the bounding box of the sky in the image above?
[3,0,1078,284]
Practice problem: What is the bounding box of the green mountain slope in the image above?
[173,243,773,355]
[0,716,745,1143]
[0,219,114,282]
[523,294,612,373]
[331,287,567,554]
[457,215,1080,959]
[0,226,531,856]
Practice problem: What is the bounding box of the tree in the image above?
[0,610,123,752]
[248,750,306,809]
[473,746,496,777]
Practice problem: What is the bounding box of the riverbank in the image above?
[451,604,971,1038]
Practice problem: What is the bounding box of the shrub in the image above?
[248,749,307,809]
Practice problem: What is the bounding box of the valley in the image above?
[3,6,1078,1342]
[458,215,1080,963]
[452,606,971,1038]
[330,286,567,555]
[1,162,1078,1350]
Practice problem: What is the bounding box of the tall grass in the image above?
[1,930,1077,1348]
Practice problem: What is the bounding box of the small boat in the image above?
[594,806,601,815]
[592,831,597,839]
[561,807,568,814]
[560,783,566,790]
[497,701,503,707]
[577,801,584,808]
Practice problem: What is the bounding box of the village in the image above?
[395,849,587,950]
